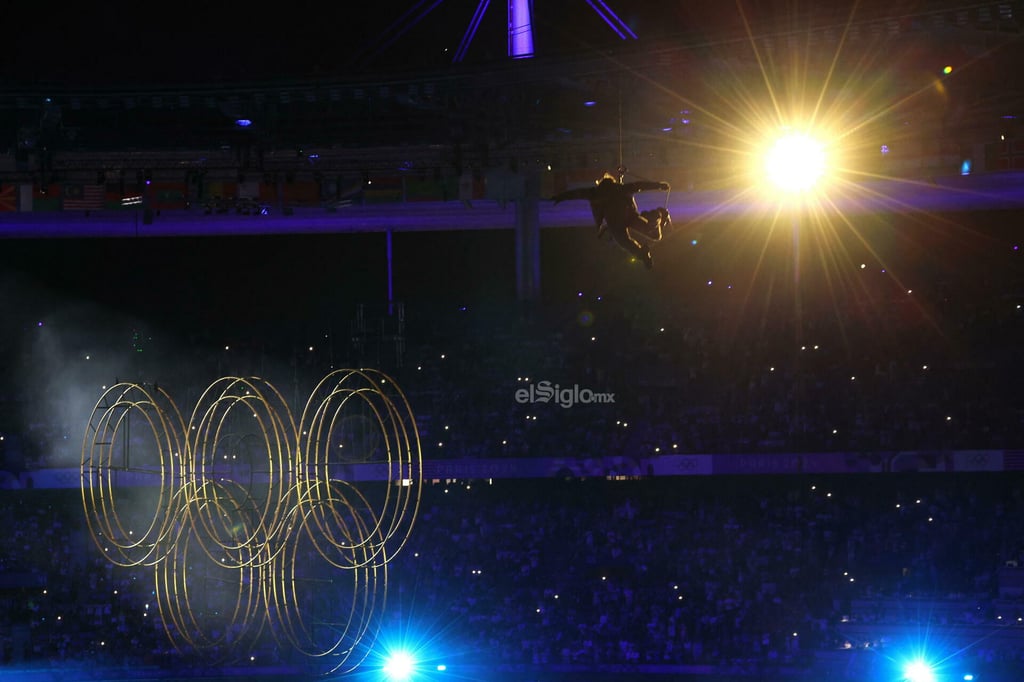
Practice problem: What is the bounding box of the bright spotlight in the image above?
[762,131,826,194]
[903,659,936,682]
[382,651,416,681]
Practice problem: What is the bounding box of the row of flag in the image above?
[0,182,185,212]
[0,175,493,213]
[1,142,1020,213]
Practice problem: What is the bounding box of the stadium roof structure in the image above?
[0,1,1021,200]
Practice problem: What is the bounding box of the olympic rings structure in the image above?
[80,369,422,674]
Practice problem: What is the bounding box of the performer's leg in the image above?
[632,214,658,241]
[609,226,653,269]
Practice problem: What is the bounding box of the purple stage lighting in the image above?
[585,0,637,40]
[509,0,534,58]
[455,0,491,63]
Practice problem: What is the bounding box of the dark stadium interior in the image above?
[2,2,1024,682]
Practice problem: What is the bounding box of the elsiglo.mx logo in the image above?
[514,380,615,408]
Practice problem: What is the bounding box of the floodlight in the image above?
[762,132,826,193]
[904,659,937,682]
[383,650,416,681]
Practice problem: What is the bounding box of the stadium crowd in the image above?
[1,475,1023,679]
[2,207,1023,470]
[0,205,1022,680]
[2,284,1022,475]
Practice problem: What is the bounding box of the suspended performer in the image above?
[552,171,671,270]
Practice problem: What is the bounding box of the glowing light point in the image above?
[762,132,826,193]
[383,651,416,681]
[943,65,953,74]
[903,660,936,682]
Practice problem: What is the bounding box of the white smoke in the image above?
[14,291,157,469]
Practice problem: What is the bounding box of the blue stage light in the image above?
[382,650,416,681]
[904,659,936,682]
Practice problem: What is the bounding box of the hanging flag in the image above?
[148,181,189,210]
[405,175,449,202]
[204,180,237,202]
[363,175,403,203]
[0,185,16,212]
[18,184,32,212]
[32,183,62,211]
[279,180,320,207]
[257,180,278,203]
[237,179,260,199]
[104,183,138,210]
[63,183,105,211]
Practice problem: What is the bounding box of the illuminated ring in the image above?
[82,371,420,667]
[300,384,394,564]
[187,377,295,566]
[80,382,186,567]
[266,490,384,673]
[299,479,389,570]
[184,478,284,570]
[299,369,422,567]
[153,505,266,656]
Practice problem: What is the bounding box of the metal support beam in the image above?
[515,168,541,301]
[387,227,395,315]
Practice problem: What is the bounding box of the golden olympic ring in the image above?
[80,370,422,673]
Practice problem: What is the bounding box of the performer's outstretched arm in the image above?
[551,187,596,204]
[622,181,670,194]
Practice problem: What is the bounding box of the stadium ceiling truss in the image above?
[0,2,1021,183]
